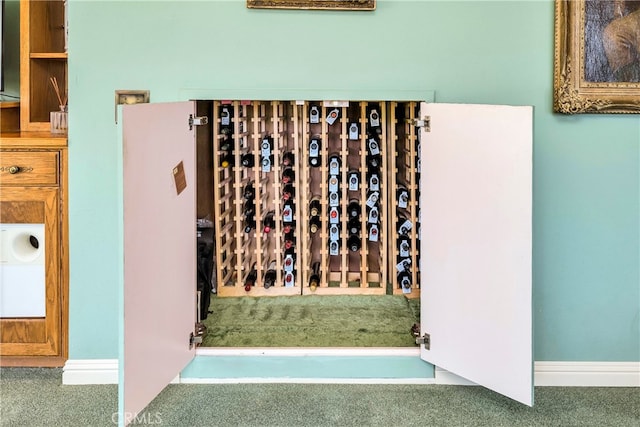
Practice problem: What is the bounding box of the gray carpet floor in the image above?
[1,368,638,427]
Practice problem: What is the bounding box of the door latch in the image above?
[189,322,207,349]
[416,333,430,350]
[406,116,430,132]
[189,114,209,130]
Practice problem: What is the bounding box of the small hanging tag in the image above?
[173,161,187,195]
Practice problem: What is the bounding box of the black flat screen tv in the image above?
[0,0,5,92]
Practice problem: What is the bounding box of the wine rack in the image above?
[389,102,421,297]
[210,100,421,297]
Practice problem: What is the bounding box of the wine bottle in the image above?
[283,252,295,272]
[366,191,380,209]
[368,223,379,242]
[262,210,276,233]
[329,239,340,256]
[309,136,321,167]
[243,200,256,218]
[329,206,341,224]
[396,213,413,236]
[328,153,341,176]
[309,196,321,217]
[367,205,379,224]
[368,108,382,134]
[329,223,340,241]
[282,183,295,201]
[284,231,295,250]
[282,221,296,235]
[309,216,321,234]
[220,125,232,137]
[220,106,232,126]
[282,151,295,167]
[241,152,255,168]
[309,105,320,124]
[220,151,234,168]
[326,108,339,125]
[244,263,257,292]
[348,123,359,140]
[367,153,382,170]
[328,190,341,207]
[347,199,361,218]
[283,270,296,288]
[263,260,277,289]
[243,183,255,200]
[282,202,295,224]
[398,270,412,290]
[220,136,234,152]
[328,175,340,193]
[309,261,321,291]
[243,217,256,234]
[261,135,273,157]
[347,234,361,252]
[367,136,380,156]
[348,170,359,191]
[261,153,273,172]
[397,185,409,209]
[368,171,380,191]
[281,167,295,184]
[398,237,411,258]
[347,217,361,236]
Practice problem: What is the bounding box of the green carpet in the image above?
[2,368,639,427]
[202,295,420,347]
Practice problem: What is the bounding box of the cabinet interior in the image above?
[195,99,422,347]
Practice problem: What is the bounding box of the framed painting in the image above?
[247,0,375,11]
[554,0,640,113]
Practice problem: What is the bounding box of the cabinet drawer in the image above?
[0,151,59,186]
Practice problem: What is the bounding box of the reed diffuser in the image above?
[49,76,68,134]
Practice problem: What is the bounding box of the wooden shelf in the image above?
[0,102,21,132]
[20,0,68,132]
[0,131,67,147]
[30,53,68,59]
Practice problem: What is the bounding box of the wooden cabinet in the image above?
[0,0,69,367]
[0,136,68,366]
[20,0,68,132]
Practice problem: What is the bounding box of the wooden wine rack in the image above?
[210,100,421,297]
[389,102,421,297]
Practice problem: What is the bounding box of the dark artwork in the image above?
[584,0,640,82]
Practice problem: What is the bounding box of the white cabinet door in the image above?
[419,102,533,406]
[119,102,198,426]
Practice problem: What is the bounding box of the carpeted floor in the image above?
[202,295,420,347]
[1,368,638,426]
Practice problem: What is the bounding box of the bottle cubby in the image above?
[210,100,421,297]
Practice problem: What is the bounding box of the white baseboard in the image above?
[62,358,640,387]
[180,377,435,384]
[62,359,119,385]
[534,361,640,387]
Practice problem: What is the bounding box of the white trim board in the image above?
[63,359,119,385]
[63,358,640,387]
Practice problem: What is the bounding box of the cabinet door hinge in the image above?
[416,333,430,350]
[189,114,209,130]
[407,116,430,132]
[189,322,207,349]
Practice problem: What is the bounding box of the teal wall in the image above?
[66,1,639,363]
[1,0,19,98]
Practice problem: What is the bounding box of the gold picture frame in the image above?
[553,0,640,114]
[247,0,375,11]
